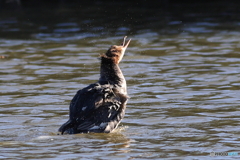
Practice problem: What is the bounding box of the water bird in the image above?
[59,36,131,134]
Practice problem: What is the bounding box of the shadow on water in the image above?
[1,1,240,159]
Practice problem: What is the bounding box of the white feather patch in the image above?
[100,122,108,128]
[90,126,100,130]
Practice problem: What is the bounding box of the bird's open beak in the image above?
[122,36,131,49]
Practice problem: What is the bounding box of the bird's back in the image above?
[58,83,128,134]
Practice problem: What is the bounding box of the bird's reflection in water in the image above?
[73,126,132,153]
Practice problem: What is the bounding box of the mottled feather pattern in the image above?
[59,83,128,134]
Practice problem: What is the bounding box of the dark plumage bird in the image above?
[59,36,131,134]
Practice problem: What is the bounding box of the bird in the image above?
[58,36,131,134]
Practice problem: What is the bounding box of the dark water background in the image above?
[1,1,240,159]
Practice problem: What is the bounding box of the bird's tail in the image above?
[58,119,75,134]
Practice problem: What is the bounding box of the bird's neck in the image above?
[99,57,126,89]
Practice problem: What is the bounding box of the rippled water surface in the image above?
[1,2,240,159]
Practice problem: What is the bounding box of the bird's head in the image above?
[101,36,131,64]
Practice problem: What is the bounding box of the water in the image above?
[1,2,240,159]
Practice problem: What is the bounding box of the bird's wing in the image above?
[75,84,125,132]
[69,83,104,118]
[59,83,100,134]
[59,83,128,134]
